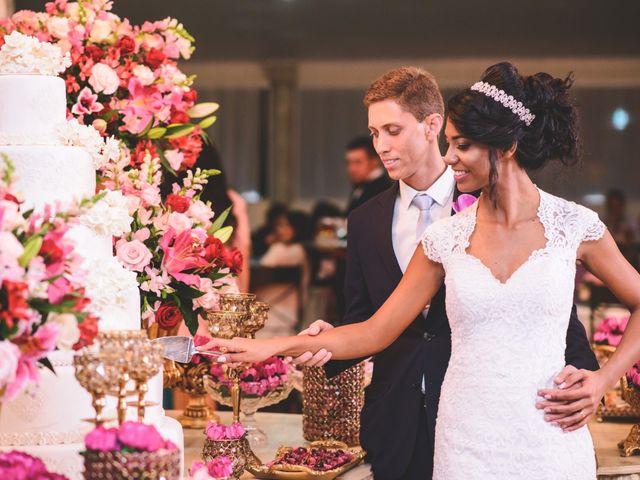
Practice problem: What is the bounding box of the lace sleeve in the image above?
[579,206,606,243]
[421,219,451,264]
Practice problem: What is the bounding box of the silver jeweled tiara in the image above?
[470,81,536,126]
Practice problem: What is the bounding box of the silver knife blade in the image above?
[151,336,195,363]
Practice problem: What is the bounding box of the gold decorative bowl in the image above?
[245,440,366,480]
[82,448,180,480]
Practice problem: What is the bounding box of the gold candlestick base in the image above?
[178,394,220,429]
[618,424,640,457]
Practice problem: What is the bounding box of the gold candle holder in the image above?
[205,310,250,423]
[219,293,256,313]
[619,376,640,456]
[174,361,220,429]
[126,341,164,421]
[74,351,118,426]
[202,436,248,479]
[246,301,269,339]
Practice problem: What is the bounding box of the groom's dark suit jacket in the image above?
[325,182,599,480]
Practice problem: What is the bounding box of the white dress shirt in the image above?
[391,166,455,394]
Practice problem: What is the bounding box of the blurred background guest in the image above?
[344,135,392,215]
[603,188,638,246]
[251,202,288,259]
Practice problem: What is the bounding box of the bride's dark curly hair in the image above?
[447,62,580,203]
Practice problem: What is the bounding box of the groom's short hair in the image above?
[364,66,444,122]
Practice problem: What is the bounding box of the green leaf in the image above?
[187,102,219,118]
[208,206,232,233]
[39,357,56,375]
[198,115,217,130]
[19,236,43,268]
[177,297,198,336]
[164,124,195,139]
[175,283,206,300]
[147,127,167,139]
[212,225,233,244]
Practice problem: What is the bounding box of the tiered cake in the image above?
[0,33,183,479]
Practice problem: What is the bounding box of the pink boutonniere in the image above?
[452,194,478,213]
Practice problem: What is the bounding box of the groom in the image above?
[294,67,599,479]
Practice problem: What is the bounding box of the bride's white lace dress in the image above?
[421,188,601,479]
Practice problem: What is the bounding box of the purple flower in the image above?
[452,194,478,213]
[85,426,119,452]
[117,421,165,452]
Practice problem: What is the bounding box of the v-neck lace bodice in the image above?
[420,189,605,479]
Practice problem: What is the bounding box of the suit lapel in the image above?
[373,183,404,283]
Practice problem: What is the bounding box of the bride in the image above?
[201,63,640,479]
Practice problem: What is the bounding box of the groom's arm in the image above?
[324,210,375,378]
[564,304,599,371]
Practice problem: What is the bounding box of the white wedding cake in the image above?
[0,32,183,479]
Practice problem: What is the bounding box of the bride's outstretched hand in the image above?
[196,337,278,364]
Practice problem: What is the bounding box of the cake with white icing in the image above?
[0,32,183,479]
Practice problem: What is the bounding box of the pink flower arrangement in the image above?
[594,316,629,347]
[209,356,289,398]
[0,0,213,175]
[0,158,99,401]
[627,362,640,391]
[204,421,245,441]
[0,450,68,479]
[84,422,177,453]
[190,458,233,480]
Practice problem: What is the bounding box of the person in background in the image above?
[251,202,288,258]
[196,142,252,292]
[345,135,392,215]
[603,188,638,246]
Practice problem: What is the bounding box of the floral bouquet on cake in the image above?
[82,421,180,480]
[106,155,242,335]
[0,450,69,479]
[0,157,100,401]
[0,0,217,177]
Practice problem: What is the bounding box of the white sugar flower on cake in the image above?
[84,256,138,313]
[80,190,133,237]
[56,119,121,169]
[0,31,71,75]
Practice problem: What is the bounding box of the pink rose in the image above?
[207,456,233,478]
[85,426,119,452]
[0,341,20,394]
[89,63,120,95]
[167,212,192,232]
[117,421,165,452]
[226,422,245,439]
[116,239,152,272]
[205,422,226,441]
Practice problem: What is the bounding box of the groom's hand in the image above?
[536,365,602,432]
[287,320,334,367]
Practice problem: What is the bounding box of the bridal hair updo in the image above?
[447,62,580,198]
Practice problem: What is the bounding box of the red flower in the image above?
[131,140,157,167]
[1,191,20,204]
[74,315,99,350]
[155,302,183,330]
[0,280,30,330]
[85,44,104,62]
[169,132,202,170]
[145,48,165,69]
[183,89,197,104]
[65,73,80,94]
[170,110,190,124]
[165,194,190,213]
[203,236,224,263]
[116,36,136,55]
[223,248,243,275]
[39,238,64,266]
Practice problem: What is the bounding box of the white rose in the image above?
[0,340,20,391]
[47,313,80,350]
[89,63,119,95]
[188,200,213,227]
[167,212,192,232]
[132,65,154,86]
[48,17,70,39]
[89,19,112,43]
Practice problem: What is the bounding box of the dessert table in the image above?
[168,410,640,479]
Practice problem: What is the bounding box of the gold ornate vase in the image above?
[618,376,640,456]
[302,363,365,447]
[173,361,219,429]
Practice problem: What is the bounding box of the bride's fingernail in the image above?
[544,394,552,400]
[217,355,227,363]
[558,382,566,389]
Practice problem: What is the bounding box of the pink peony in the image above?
[167,212,192,232]
[226,422,245,439]
[204,422,226,441]
[85,426,119,452]
[89,63,120,95]
[116,239,152,272]
[207,456,233,478]
[117,421,165,452]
